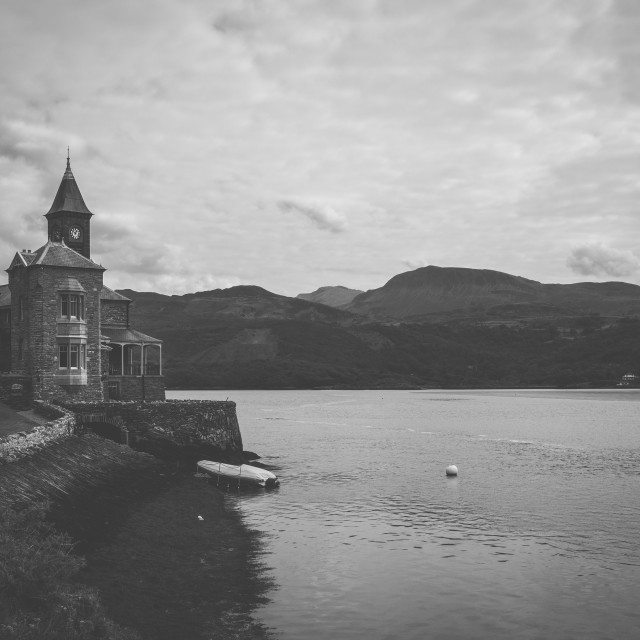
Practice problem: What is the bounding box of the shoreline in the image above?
[1,435,274,640]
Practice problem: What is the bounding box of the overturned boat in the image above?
[197,460,280,488]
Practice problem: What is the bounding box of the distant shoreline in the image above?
[165,384,631,391]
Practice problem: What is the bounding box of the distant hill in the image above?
[120,275,640,390]
[343,266,640,321]
[297,286,364,309]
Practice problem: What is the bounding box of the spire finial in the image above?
[66,146,70,170]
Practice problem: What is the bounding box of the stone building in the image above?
[0,156,164,402]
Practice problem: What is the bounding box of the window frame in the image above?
[59,344,69,369]
[60,293,84,320]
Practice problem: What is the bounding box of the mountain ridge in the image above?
[337,265,640,320]
[117,265,640,390]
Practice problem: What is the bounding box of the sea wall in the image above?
[0,401,76,464]
[57,399,244,462]
[1,399,244,468]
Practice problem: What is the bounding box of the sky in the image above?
[1,0,640,297]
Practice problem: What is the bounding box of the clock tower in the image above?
[45,152,93,259]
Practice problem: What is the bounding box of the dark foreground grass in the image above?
[1,436,274,640]
[53,466,274,640]
[0,503,139,640]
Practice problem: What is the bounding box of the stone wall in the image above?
[108,375,166,402]
[1,399,243,467]
[0,373,32,408]
[9,264,104,402]
[101,299,128,326]
[0,307,10,372]
[59,399,243,462]
[0,402,76,463]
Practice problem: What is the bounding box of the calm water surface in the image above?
[169,389,640,639]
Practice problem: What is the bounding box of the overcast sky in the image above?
[1,0,640,296]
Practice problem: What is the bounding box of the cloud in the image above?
[277,199,348,233]
[402,258,429,271]
[3,0,640,296]
[567,244,640,278]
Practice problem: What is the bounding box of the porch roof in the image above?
[101,327,162,344]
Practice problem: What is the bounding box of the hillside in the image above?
[121,279,640,390]
[342,266,640,321]
[297,286,364,309]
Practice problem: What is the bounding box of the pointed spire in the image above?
[63,147,73,179]
[45,150,93,216]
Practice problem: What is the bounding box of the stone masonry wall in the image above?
[58,399,243,457]
[0,402,76,463]
[0,374,32,408]
[113,376,166,402]
[13,265,105,403]
[101,299,128,326]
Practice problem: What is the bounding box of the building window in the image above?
[59,343,86,370]
[19,297,24,321]
[70,344,79,369]
[59,344,68,368]
[60,294,84,320]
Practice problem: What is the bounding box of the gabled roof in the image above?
[0,284,10,308]
[101,286,131,302]
[45,156,93,217]
[101,327,162,344]
[7,253,28,270]
[22,251,38,265]
[29,241,104,270]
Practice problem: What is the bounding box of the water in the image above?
[168,389,640,639]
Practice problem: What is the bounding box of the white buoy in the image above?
[445,465,458,477]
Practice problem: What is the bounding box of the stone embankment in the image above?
[0,399,244,467]
[0,401,76,464]
[0,398,245,506]
[0,399,269,640]
[0,433,162,508]
[60,399,244,463]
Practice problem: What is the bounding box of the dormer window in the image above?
[60,293,84,320]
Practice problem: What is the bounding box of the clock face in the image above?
[52,226,62,241]
[69,226,81,241]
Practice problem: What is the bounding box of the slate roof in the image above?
[0,284,10,308]
[46,157,93,216]
[101,286,131,302]
[101,327,162,344]
[56,276,85,292]
[28,241,104,270]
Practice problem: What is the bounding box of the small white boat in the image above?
[197,460,280,487]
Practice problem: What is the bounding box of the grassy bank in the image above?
[0,502,139,640]
[0,435,273,640]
